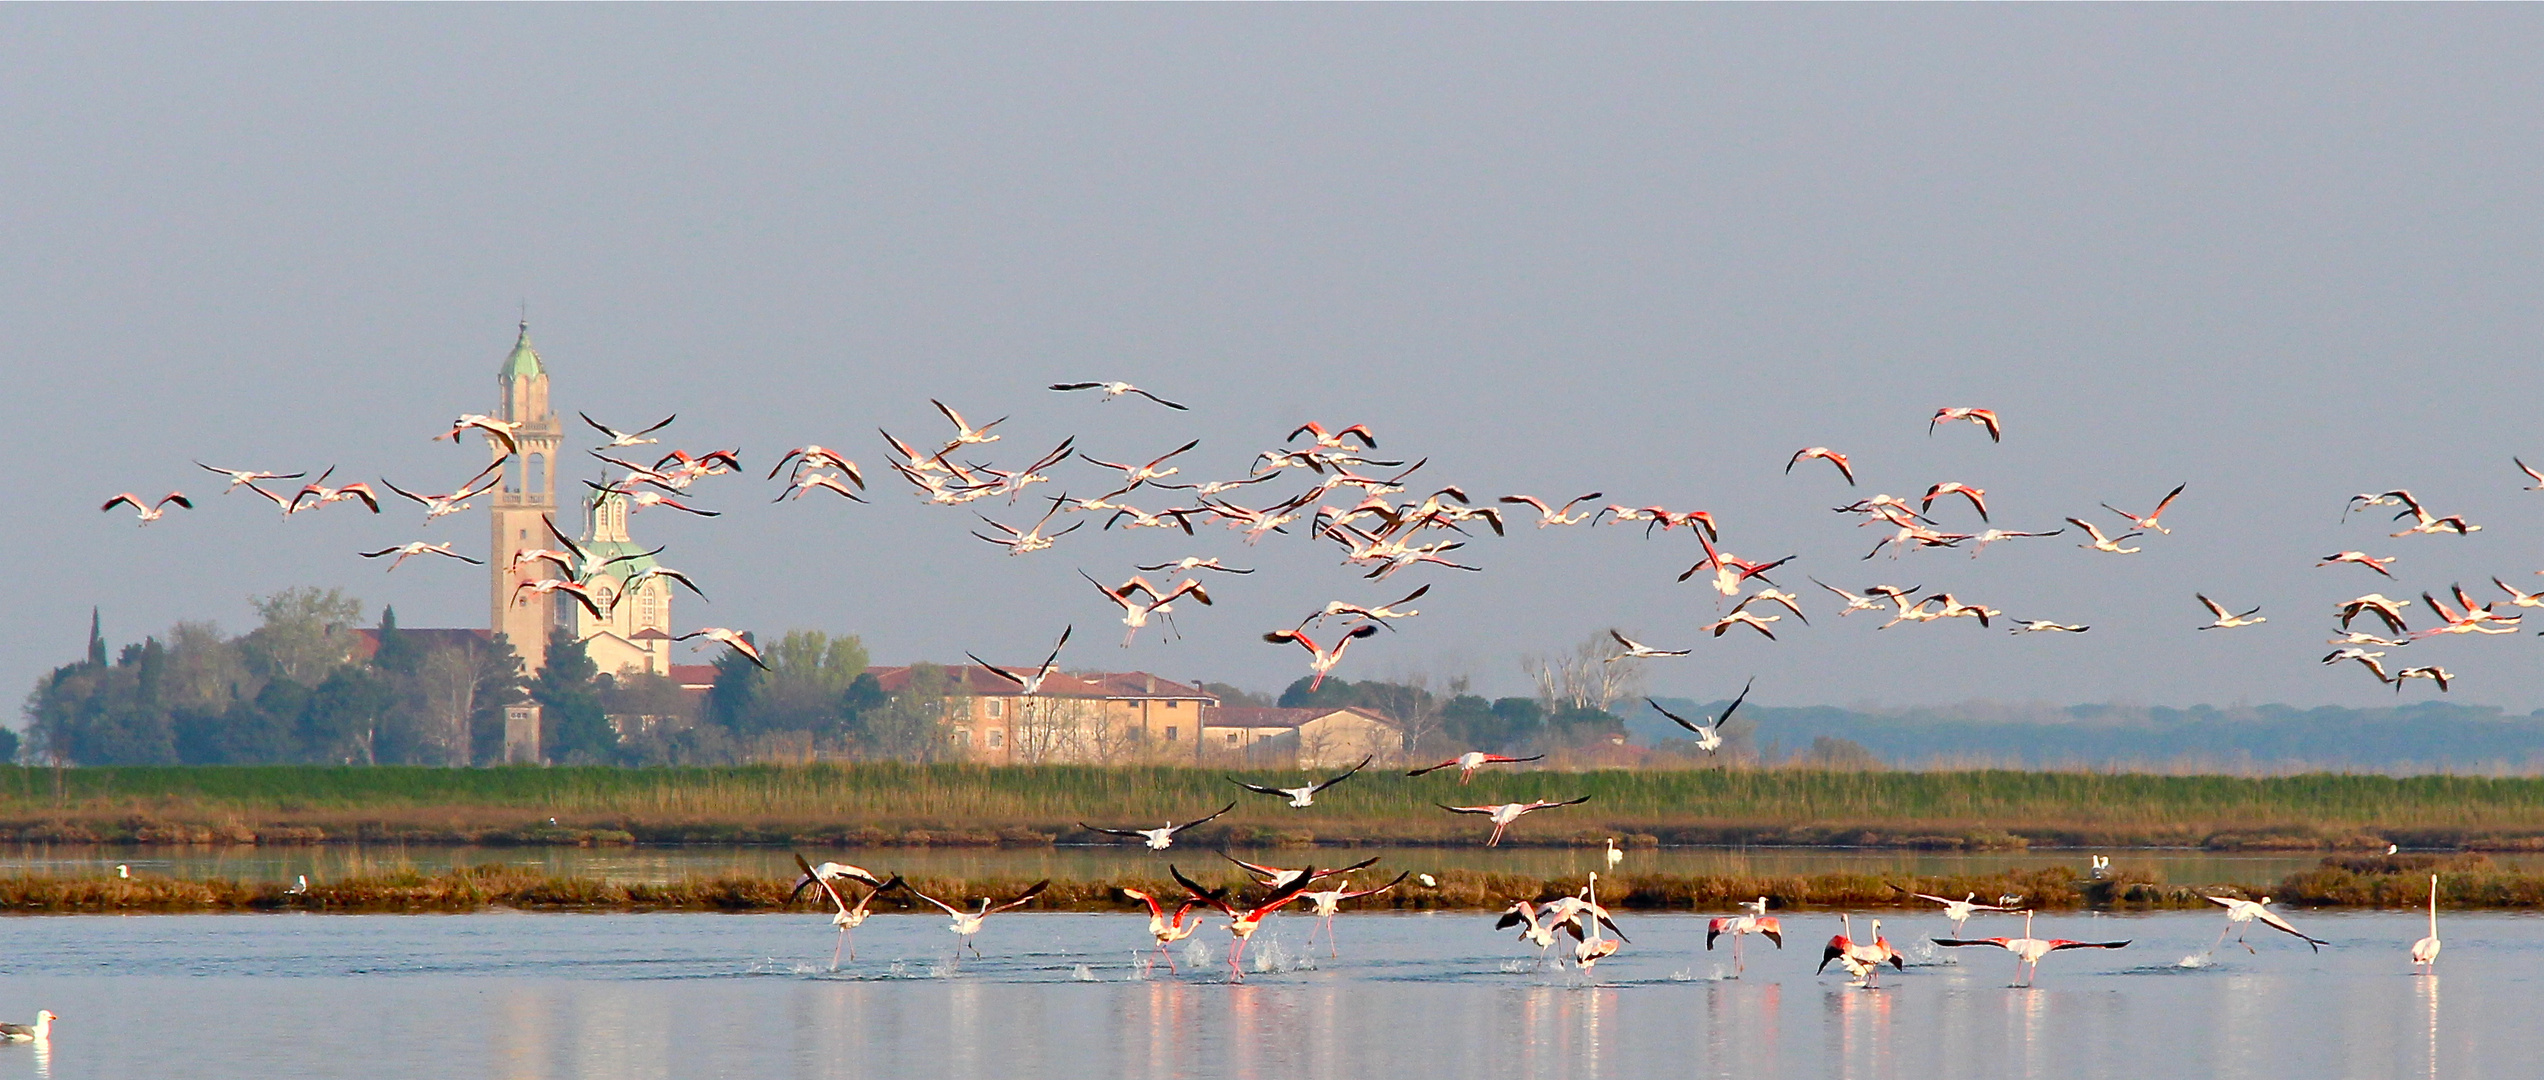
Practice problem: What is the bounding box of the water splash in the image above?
[2177,954,2214,969]
[1181,939,1216,968]
[1669,968,1695,981]
[1125,954,1153,981]
[885,961,910,979]
[1499,959,1536,974]
[1071,964,1097,982]
[927,958,957,979]
[1250,938,1294,973]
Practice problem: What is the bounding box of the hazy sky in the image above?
[11,6,2544,714]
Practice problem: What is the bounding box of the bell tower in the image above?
[488,321,565,674]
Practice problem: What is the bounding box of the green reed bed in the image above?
[2,765,2543,850]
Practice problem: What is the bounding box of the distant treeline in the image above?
[1641,697,2544,774]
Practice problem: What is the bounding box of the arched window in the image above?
[525,453,546,496]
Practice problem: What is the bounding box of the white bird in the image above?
[359,541,486,571]
[793,853,898,967]
[1231,756,1372,808]
[1263,624,1380,691]
[1646,679,1753,755]
[100,491,192,524]
[1606,629,1690,662]
[967,625,1073,695]
[1301,871,1408,957]
[2321,648,2392,684]
[2319,551,2398,578]
[1499,491,1607,527]
[1049,381,1189,410]
[1572,873,1623,972]
[788,858,885,897]
[1437,796,1593,847]
[1705,897,1784,977]
[2326,630,2411,648]
[195,462,306,491]
[2009,620,2090,634]
[2065,517,2142,554]
[1082,802,1236,850]
[2196,594,2267,630]
[2411,874,2442,972]
[1932,911,2131,987]
[581,411,677,448]
[1405,751,1545,784]
[2101,483,2186,535]
[904,879,1050,956]
[1603,838,1624,869]
[0,1011,54,1042]
[2204,894,2328,954]
[1818,914,1904,987]
[1909,891,2010,936]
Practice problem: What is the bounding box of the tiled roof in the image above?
[1208,705,1395,730]
[865,665,1219,701]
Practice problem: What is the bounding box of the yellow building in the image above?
[1204,706,1406,770]
[487,321,566,676]
[569,490,677,677]
[867,666,1218,764]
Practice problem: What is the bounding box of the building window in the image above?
[986,699,1005,719]
[953,729,972,746]
[1226,732,1240,747]
[988,730,1004,748]
[1165,727,1179,741]
[1166,700,1181,709]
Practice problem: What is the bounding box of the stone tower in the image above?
[570,488,676,676]
[487,321,565,675]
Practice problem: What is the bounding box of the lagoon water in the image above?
[0,908,2525,1078]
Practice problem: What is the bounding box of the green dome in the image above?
[500,322,543,381]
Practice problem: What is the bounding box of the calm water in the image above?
[0,907,2521,1078]
[10,843,2507,886]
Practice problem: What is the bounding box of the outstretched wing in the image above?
[1312,756,1374,793]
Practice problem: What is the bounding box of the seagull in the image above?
[1231,756,1373,808]
[195,462,306,491]
[1263,624,1380,691]
[1437,796,1593,847]
[903,879,1051,957]
[1405,751,1545,783]
[2009,620,2090,634]
[1818,914,1905,987]
[2337,594,2413,635]
[1909,891,2011,936]
[0,1011,54,1042]
[1605,629,1690,662]
[1921,482,1990,522]
[2065,517,2142,554]
[1786,447,1856,485]
[1932,911,2130,987]
[1120,886,1210,971]
[100,491,191,524]
[1082,802,1236,850]
[2204,894,2328,953]
[673,628,768,670]
[1647,679,1752,755]
[1301,872,1409,957]
[793,854,898,967]
[2196,594,2267,630]
[1049,381,1190,410]
[2321,649,2392,683]
[2101,483,2186,535]
[2319,551,2397,578]
[581,412,677,448]
[2392,666,2454,693]
[2412,874,2442,972]
[1499,492,1608,527]
[359,541,485,571]
[1929,407,2002,441]
[1706,897,1784,977]
[966,625,1073,695]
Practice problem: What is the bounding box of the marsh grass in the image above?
[1,765,2541,849]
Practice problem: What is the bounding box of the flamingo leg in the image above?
[832,930,845,971]
[1487,823,1507,847]
[1158,941,1178,974]
[1326,915,1339,958]
[2208,923,2232,956]
[1732,934,1745,978]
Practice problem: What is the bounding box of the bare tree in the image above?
[1522,633,1646,714]
[415,646,480,767]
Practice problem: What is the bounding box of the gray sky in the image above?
[11,6,2544,714]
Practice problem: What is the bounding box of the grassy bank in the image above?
[2,764,2542,851]
[0,853,2521,914]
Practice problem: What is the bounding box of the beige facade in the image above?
[1204,706,1405,769]
[867,666,1217,764]
[487,322,566,675]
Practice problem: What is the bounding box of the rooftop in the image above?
[1209,705,1396,730]
[499,322,543,381]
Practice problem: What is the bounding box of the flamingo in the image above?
[904,879,1051,957]
[1437,796,1592,847]
[2009,620,2090,634]
[2065,517,2142,554]
[1703,597,1783,640]
[766,445,864,486]
[1605,629,1690,661]
[195,462,305,491]
[2415,587,2518,638]
[1679,534,1795,595]
[1538,878,1631,946]
[1221,854,1382,892]
[100,491,191,524]
[1301,872,1408,957]
[382,467,503,522]
[1933,911,2130,987]
[789,858,885,897]
[1136,556,1254,575]
[1049,381,1190,409]
[774,471,867,503]
[439,413,521,456]
[673,628,768,670]
[1881,597,1949,630]
[2392,666,2454,692]
[929,399,1006,455]
[1570,873,1623,973]
[1786,447,1856,485]
[1288,422,1378,450]
[1929,407,2002,441]
[2411,874,2442,972]
[2327,630,2410,648]
[1231,756,1372,808]
[512,578,605,620]
[1171,865,1319,979]
[2196,594,2267,630]
[1497,900,1562,964]
[1818,914,1905,987]
[2319,551,2397,578]
[2320,648,2392,683]
[1921,482,1990,522]
[966,625,1074,695]
[359,541,485,571]
[1263,624,1380,690]
[580,412,676,448]
[1299,585,1429,630]
[1082,438,1200,492]
[793,854,898,967]
[2519,457,2544,491]
[1927,593,1998,628]
[582,481,717,517]
[2494,577,2544,609]
[1812,579,1893,616]
[2377,490,2479,536]
[1082,801,1235,850]
[1909,891,2010,936]
[1083,572,1212,646]
[0,1012,54,1042]
[2338,594,2413,634]
[1499,492,1607,526]
[1647,679,1752,755]
[2101,483,2186,535]
[2204,894,2328,953]
[973,495,1085,555]
[1603,838,1625,869]
[1965,527,2064,556]
[1121,886,1210,972]
[1705,897,1784,977]
[1406,751,1546,783]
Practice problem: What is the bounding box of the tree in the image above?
[302,664,393,764]
[857,663,962,762]
[241,587,363,685]
[1199,682,1270,708]
[536,627,616,764]
[729,631,868,737]
[1522,632,1645,715]
[1800,735,1885,771]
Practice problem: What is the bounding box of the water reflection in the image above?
[2417,974,2439,1080]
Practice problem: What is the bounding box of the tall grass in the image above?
[0,765,2540,848]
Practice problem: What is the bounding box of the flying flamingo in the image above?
[674,628,768,670]
[2320,648,2392,684]
[2203,894,2328,954]
[1263,624,1380,690]
[1120,886,1209,972]
[2411,874,2441,973]
[1499,492,1608,526]
[1289,422,1378,450]
[1921,482,1990,521]
[1049,381,1190,409]
[1497,900,1562,964]
[512,578,605,620]
[580,412,676,448]
[581,481,717,517]
[1302,585,1429,629]
[1437,796,1593,847]
[2009,620,2090,634]
[2392,666,2454,692]
[1786,447,1856,485]
[792,853,898,967]
[2101,483,2186,535]
[2338,594,2413,634]
[439,413,522,456]
[1702,597,1783,639]
[1171,865,1318,980]
[1405,751,1545,783]
[1929,407,2002,441]
[359,541,485,571]
[382,467,503,522]
[1083,572,1212,646]
[1605,629,1690,661]
[2519,457,2544,491]
[929,399,1006,456]
[1680,534,1795,596]
[1965,528,2064,556]
[1646,679,1752,755]
[973,495,1085,555]
[2319,551,2397,578]
[1221,854,1383,893]
[789,859,885,897]
[1136,556,1254,575]
[1818,914,1905,987]
[1231,756,1372,808]
[2065,517,2142,554]
[767,445,864,486]
[1909,891,2011,936]
[903,879,1051,957]
[100,492,191,524]
[2383,490,2480,536]
[967,625,1074,695]
[774,471,868,503]
[1302,872,1409,957]
[1932,911,2130,987]
[2415,587,2518,638]
[2196,594,2267,630]
[1570,873,1622,973]
[1706,897,1784,977]
[1813,579,1892,616]
[1082,802,1235,850]
[195,462,305,491]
